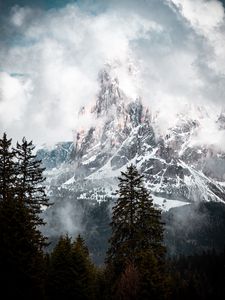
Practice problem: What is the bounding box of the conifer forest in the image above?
[0,133,224,300]
[1,1,225,299]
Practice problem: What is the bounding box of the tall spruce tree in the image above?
[0,195,46,299]
[46,235,75,299]
[106,164,165,275]
[71,234,96,300]
[47,234,96,300]
[106,165,142,272]
[0,134,48,299]
[15,137,50,248]
[136,185,165,262]
[0,133,16,201]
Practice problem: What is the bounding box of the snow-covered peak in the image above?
[91,68,125,117]
[38,66,225,211]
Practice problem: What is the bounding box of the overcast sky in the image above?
[0,0,225,146]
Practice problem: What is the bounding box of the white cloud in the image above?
[0,4,157,144]
[168,0,224,33]
[0,72,32,125]
[190,117,225,151]
[10,5,33,27]
[167,0,225,74]
[0,0,225,148]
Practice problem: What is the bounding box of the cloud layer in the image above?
[0,0,225,146]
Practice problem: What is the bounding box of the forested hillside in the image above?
[1,133,225,299]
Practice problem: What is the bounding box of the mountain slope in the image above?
[37,66,225,210]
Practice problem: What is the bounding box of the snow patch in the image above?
[152,195,190,211]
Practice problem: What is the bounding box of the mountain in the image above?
[38,65,225,209]
[37,65,225,263]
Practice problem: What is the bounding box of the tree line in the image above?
[0,133,224,300]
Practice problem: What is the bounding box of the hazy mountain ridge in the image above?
[36,66,225,263]
[37,66,225,210]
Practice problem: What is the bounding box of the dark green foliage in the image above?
[0,195,46,299]
[163,202,225,256]
[1,133,225,299]
[46,235,75,299]
[47,234,97,300]
[106,164,167,299]
[136,186,165,262]
[0,133,48,299]
[72,235,97,299]
[14,137,50,249]
[169,250,225,300]
[84,200,112,265]
[106,164,165,273]
[0,133,16,201]
[15,138,49,212]
[43,187,112,265]
[137,250,170,300]
[115,262,140,300]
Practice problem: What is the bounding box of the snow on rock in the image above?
[152,195,190,211]
[38,65,225,207]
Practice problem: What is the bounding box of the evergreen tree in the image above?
[0,134,48,299]
[106,164,167,299]
[106,164,165,273]
[47,234,96,300]
[15,137,50,248]
[136,185,165,262]
[0,195,46,299]
[106,165,143,272]
[0,133,16,201]
[71,234,97,300]
[115,262,140,300]
[46,235,75,299]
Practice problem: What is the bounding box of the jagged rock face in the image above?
[71,69,151,179]
[93,70,123,117]
[37,67,225,208]
[217,112,225,130]
[36,142,74,169]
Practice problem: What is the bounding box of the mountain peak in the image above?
[91,68,124,117]
[38,65,225,210]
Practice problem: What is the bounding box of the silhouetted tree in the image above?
[15,138,49,248]
[71,234,97,300]
[46,235,75,299]
[47,234,96,300]
[115,262,140,300]
[106,164,167,299]
[0,133,16,201]
[0,134,48,299]
[106,165,165,271]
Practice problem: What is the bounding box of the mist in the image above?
[0,0,224,149]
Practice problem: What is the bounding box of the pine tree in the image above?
[107,165,165,271]
[106,165,143,272]
[0,134,48,299]
[0,195,46,299]
[47,234,96,300]
[106,164,167,299]
[136,185,165,262]
[115,262,140,300]
[15,137,50,248]
[0,133,16,201]
[46,235,75,299]
[71,234,96,300]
